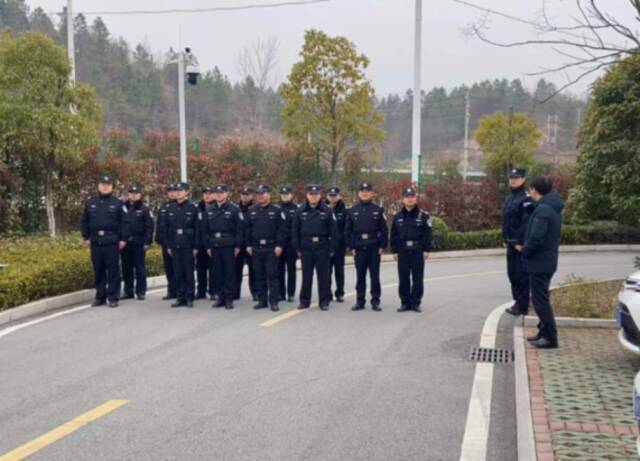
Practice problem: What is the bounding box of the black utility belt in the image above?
[209,232,231,239]
[253,239,276,247]
[175,228,194,235]
[303,236,328,243]
[96,230,115,236]
[359,233,377,240]
[404,240,420,248]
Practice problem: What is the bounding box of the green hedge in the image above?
[0,235,164,312]
[1,222,639,312]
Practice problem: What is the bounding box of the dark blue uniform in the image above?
[345,201,388,309]
[201,201,244,307]
[278,200,299,301]
[246,203,286,309]
[523,190,564,342]
[162,200,199,304]
[235,200,258,300]
[391,206,433,310]
[155,200,177,299]
[80,194,127,304]
[196,199,215,299]
[292,201,336,309]
[502,185,534,312]
[328,199,347,300]
[122,200,153,298]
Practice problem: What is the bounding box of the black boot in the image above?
[397,304,411,313]
[413,304,422,313]
[371,303,382,312]
[531,337,558,349]
[254,302,268,310]
[351,304,365,311]
[526,332,542,342]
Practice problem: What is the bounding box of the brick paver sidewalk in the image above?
[526,328,640,461]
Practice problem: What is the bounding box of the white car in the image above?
[616,271,640,354]
[634,372,640,456]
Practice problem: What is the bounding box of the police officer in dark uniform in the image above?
[345,182,388,311]
[156,184,177,300]
[391,187,433,313]
[121,186,154,300]
[327,186,347,303]
[245,184,286,312]
[80,176,128,308]
[292,185,336,311]
[162,182,199,308]
[201,184,244,310]
[278,186,298,302]
[503,167,534,316]
[235,186,258,301]
[196,187,216,300]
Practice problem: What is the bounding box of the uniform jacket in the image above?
[523,190,565,274]
[502,186,534,245]
[390,206,433,253]
[162,200,200,249]
[292,201,337,252]
[200,201,244,249]
[345,201,388,250]
[245,203,287,249]
[80,194,128,246]
[155,200,175,246]
[196,200,214,249]
[328,200,347,249]
[280,201,298,247]
[123,200,153,246]
[238,200,253,249]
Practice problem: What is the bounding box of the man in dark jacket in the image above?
[196,188,216,300]
[278,186,298,302]
[234,186,258,301]
[292,185,336,311]
[80,176,128,308]
[502,167,534,316]
[156,184,177,300]
[390,187,433,313]
[523,176,564,349]
[162,182,200,308]
[121,186,154,300]
[327,187,347,303]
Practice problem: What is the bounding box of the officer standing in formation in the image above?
[245,185,287,312]
[523,176,564,349]
[503,167,534,316]
[278,186,298,302]
[201,184,244,310]
[345,182,388,311]
[162,182,199,308]
[81,176,128,308]
[327,187,346,303]
[156,184,177,300]
[235,186,258,302]
[292,185,336,311]
[196,187,216,300]
[121,185,154,301]
[391,187,433,313]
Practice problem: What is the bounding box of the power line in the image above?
[51,0,329,16]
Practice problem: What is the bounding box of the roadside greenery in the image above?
[551,275,621,319]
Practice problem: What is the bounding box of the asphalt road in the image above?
[0,252,635,461]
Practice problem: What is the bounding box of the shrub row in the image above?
[1,222,638,312]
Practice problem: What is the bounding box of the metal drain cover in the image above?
[469,347,514,363]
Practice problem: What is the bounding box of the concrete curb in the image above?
[521,315,617,329]
[514,326,536,461]
[1,244,636,329]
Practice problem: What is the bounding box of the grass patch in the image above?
[551,274,622,319]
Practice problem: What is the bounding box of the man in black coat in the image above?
[234,186,258,301]
[390,187,433,313]
[327,187,347,303]
[502,167,534,316]
[523,176,564,349]
[162,182,200,308]
[80,176,128,308]
[201,184,244,310]
[278,186,298,302]
[156,184,177,300]
[345,182,388,311]
[196,188,216,300]
[121,186,154,300]
[292,185,336,311]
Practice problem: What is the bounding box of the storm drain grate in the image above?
[469,347,514,364]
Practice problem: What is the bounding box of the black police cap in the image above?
[307,184,321,194]
[256,184,270,194]
[98,176,113,185]
[327,186,341,196]
[129,185,142,194]
[359,182,373,191]
[280,186,292,194]
[214,184,228,193]
[508,167,527,178]
[403,187,417,197]
[240,186,254,195]
[173,182,190,191]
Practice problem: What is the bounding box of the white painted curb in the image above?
[514,326,536,461]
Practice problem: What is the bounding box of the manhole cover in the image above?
[469,347,514,363]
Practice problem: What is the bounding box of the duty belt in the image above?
[360,233,373,240]
[255,239,276,247]
[211,232,230,239]
[97,230,111,236]
[405,240,418,248]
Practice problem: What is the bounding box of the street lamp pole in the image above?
[177,50,187,183]
[67,0,75,82]
[411,0,423,188]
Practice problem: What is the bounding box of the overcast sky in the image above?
[29,0,635,97]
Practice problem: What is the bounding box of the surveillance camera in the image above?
[186,65,200,85]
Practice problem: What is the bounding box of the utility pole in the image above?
[463,88,470,182]
[411,0,422,188]
[67,0,75,82]
[178,48,187,183]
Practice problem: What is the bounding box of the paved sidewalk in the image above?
[526,328,640,461]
